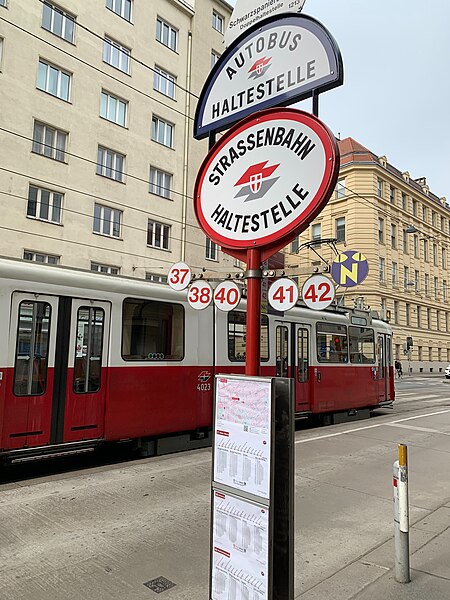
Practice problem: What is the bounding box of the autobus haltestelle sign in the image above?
[194,107,339,250]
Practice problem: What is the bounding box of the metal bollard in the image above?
[393,444,410,583]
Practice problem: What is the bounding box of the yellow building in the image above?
[289,137,450,374]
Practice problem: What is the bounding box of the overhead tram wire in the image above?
[35,0,201,101]
[0,14,196,123]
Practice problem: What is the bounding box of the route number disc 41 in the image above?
[301,275,335,310]
[187,281,213,310]
[168,262,191,291]
[213,281,241,312]
[268,278,299,312]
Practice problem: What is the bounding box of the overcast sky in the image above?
[226,1,450,199]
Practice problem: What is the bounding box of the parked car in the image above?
[445,365,450,379]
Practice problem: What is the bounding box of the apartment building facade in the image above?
[0,0,233,280]
[289,137,450,373]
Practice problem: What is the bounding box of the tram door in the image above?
[4,293,110,451]
[377,333,392,402]
[276,322,312,412]
[63,299,111,442]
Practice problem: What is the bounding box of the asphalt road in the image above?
[1,375,450,599]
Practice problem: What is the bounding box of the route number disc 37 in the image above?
[168,262,191,291]
[187,281,213,310]
[213,281,241,312]
[301,275,335,310]
[268,278,299,312]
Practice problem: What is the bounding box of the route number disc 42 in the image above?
[301,275,335,310]
[187,281,213,310]
[268,278,299,312]
[168,262,191,291]
[213,281,241,312]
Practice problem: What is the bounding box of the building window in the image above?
[438,347,442,362]
[42,2,75,43]
[392,262,397,286]
[145,273,168,284]
[390,185,395,204]
[446,313,449,333]
[147,220,170,249]
[96,146,125,182]
[379,257,385,283]
[93,203,122,238]
[425,273,429,295]
[418,346,422,361]
[211,50,221,67]
[443,280,447,301]
[414,269,419,292]
[403,229,408,253]
[433,244,438,266]
[106,0,132,22]
[0,37,3,69]
[27,185,63,224]
[37,59,71,101]
[32,121,67,162]
[412,200,417,216]
[437,310,440,331]
[336,178,345,199]
[212,10,224,33]
[152,116,174,147]
[24,250,59,264]
[156,17,178,52]
[442,248,446,269]
[149,167,172,199]
[413,235,418,257]
[417,306,421,328]
[311,223,321,240]
[441,215,445,232]
[377,179,383,197]
[434,276,439,299]
[91,262,120,274]
[403,266,409,289]
[206,237,218,260]
[291,236,299,253]
[100,90,127,126]
[432,211,436,227]
[427,308,431,329]
[429,347,433,361]
[0,1,5,7]
[335,217,345,242]
[394,300,399,324]
[153,66,176,99]
[103,37,130,74]
[423,239,428,261]
[406,303,410,326]
[401,192,407,210]
[378,218,384,243]
[422,206,427,222]
[391,224,396,248]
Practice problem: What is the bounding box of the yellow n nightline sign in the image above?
[330,251,369,288]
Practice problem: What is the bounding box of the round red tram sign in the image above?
[194,107,339,250]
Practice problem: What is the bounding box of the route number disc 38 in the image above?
[268,278,299,312]
[213,281,241,312]
[168,262,191,291]
[301,275,335,310]
[187,281,213,310]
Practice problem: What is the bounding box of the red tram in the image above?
[0,258,394,461]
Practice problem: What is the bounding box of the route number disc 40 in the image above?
[187,281,213,310]
[301,275,335,310]
[168,262,191,291]
[268,278,299,312]
[213,281,241,312]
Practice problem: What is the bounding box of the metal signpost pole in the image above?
[246,248,262,376]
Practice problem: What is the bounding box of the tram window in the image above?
[316,322,348,363]
[297,328,309,382]
[13,301,51,396]
[276,326,288,377]
[73,307,105,394]
[122,298,184,361]
[349,327,375,364]
[228,311,269,362]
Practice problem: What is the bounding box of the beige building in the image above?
[0,0,234,279]
[289,137,450,374]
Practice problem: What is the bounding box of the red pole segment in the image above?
[246,248,262,376]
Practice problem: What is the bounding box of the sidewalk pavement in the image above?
[298,499,450,599]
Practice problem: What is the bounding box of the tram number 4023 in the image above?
[197,382,211,391]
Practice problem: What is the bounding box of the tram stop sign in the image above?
[194,107,339,260]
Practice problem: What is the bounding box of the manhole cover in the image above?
[144,576,176,594]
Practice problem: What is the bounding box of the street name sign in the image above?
[194,107,339,252]
[194,13,343,140]
[224,0,306,48]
